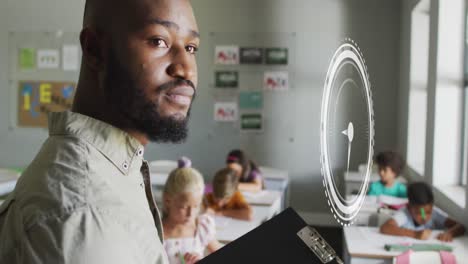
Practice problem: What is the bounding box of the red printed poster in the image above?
[264,71,289,91]
[215,46,239,65]
[214,102,238,122]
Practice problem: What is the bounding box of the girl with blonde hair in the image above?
[162,157,222,264]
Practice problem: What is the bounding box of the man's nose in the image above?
[166,47,196,82]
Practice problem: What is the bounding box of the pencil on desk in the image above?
[178,252,186,264]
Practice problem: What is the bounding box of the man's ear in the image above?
[80,27,105,70]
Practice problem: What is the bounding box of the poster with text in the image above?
[214,102,238,122]
[264,71,289,91]
[241,113,262,132]
[18,81,76,127]
[19,48,36,70]
[215,71,238,88]
[37,49,60,69]
[239,91,263,109]
[62,45,80,71]
[215,45,239,65]
[240,47,263,64]
[265,48,288,65]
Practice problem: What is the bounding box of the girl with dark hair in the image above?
[225,149,263,192]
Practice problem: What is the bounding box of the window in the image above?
[431,0,465,187]
[407,0,430,176]
[407,0,467,192]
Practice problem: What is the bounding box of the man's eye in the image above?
[186,45,198,54]
[149,38,168,48]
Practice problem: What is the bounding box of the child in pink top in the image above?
[162,157,222,264]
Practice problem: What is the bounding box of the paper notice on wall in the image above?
[239,91,263,109]
[241,113,262,132]
[19,48,36,70]
[62,45,80,71]
[37,49,60,69]
[264,71,289,91]
[214,102,238,122]
[215,45,239,65]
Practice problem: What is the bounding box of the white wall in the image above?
[0,0,402,219]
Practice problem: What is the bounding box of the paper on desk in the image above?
[214,216,230,230]
[360,227,415,245]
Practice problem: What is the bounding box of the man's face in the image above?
[104,0,199,142]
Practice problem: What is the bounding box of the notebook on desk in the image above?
[200,207,343,264]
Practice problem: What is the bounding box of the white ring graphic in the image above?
[320,39,374,226]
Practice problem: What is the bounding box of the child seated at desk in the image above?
[162,157,222,264]
[204,168,253,221]
[368,151,407,198]
[380,182,465,242]
[225,149,263,192]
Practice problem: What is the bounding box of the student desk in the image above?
[214,205,274,244]
[344,171,379,196]
[260,166,289,210]
[242,190,282,219]
[150,172,169,187]
[343,226,468,264]
[350,195,407,226]
[0,168,20,196]
[150,166,289,211]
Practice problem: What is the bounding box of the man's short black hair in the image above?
[375,151,406,175]
[407,182,434,205]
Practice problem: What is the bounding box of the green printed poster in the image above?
[265,48,288,65]
[241,113,262,131]
[239,91,263,109]
[215,71,238,88]
[19,48,36,70]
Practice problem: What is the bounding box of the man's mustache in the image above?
[157,78,196,100]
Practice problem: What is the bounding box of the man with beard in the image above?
[0,0,199,263]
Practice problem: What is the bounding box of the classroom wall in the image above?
[0,0,401,221]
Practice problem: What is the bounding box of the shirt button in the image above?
[122,161,129,170]
[137,148,144,157]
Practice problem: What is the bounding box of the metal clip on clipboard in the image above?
[297,226,344,264]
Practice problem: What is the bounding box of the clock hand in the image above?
[342,122,354,175]
[347,141,351,175]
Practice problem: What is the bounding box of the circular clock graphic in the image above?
[320,39,374,226]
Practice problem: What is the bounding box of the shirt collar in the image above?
[48,111,145,175]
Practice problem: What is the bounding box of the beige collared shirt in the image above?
[0,111,169,264]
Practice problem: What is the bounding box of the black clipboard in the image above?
[200,208,343,264]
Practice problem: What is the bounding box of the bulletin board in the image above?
[207,32,298,166]
[208,31,297,132]
[8,31,81,128]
